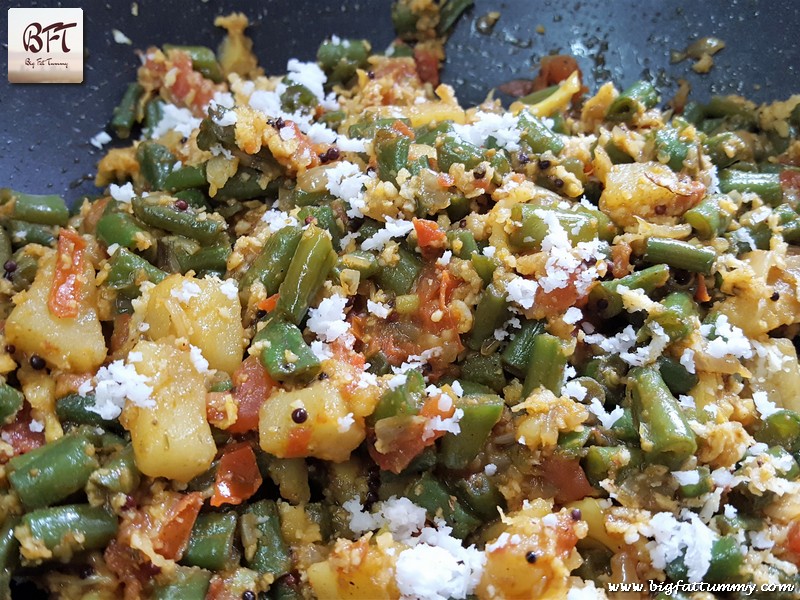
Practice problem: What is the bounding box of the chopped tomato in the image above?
[415,267,460,333]
[0,403,44,463]
[498,79,535,98]
[787,520,800,554]
[257,293,280,313]
[229,356,277,434]
[414,47,440,87]
[285,426,312,458]
[610,242,633,279]
[139,48,219,116]
[780,170,800,192]
[531,55,586,102]
[437,173,454,188]
[695,274,711,303]
[211,443,263,507]
[540,455,596,504]
[413,218,446,249]
[49,229,87,319]
[392,119,416,140]
[104,540,160,600]
[154,492,204,560]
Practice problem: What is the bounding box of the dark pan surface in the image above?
[2,0,798,208]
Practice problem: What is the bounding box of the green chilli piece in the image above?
[181,512,238,571]
[317,38,370,83]
[404,473,481,539]
[7,190,69,226]
[8,433,100,509]
[105,247,168,297]
[0,382,23,425]
[131,196,225,244]
[255,317,321,383]
[239,225,303,297]
[606,80,659,121]
[19,505,118,555]
[153,567,213,600]
[111,82,145,139]
[522,333,566,398]
[684,195,732,239]
[136,141,177,191]
[240,500,292,577]
[468,284,508,350]
[589,263,670,319]
[518,113,564,155]
[718,169,782,206]
[374,246,423,295]
[501,319,546,378]
[642,237,716,275]
[509,205,597,249]
[439,394,504,469]
[163,44,223,82]
[276,225,337,324]
[628,366,697,468]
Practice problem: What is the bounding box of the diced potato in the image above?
[143,274,245,374]
[120,340,216,482]
[599,162,702,227]
[259,381,365,462]
[18,367,61,442]
[746,338,800,413]
[6,252,106,372]
[404,101,466,127]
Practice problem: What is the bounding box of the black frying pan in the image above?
[2,0,798,209]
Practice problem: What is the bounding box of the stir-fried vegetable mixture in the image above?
[3,2,800,598]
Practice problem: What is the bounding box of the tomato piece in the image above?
[154,492,204,560]
[392,119,416,140]
[257,293,280,313]
[413,47,440,86]
[229,356,276,434]
[48,229,87,319]
[285,426,312,458]
[781,170,800,192]
[211,443,263,507]
[540,455,596,504]
[0,403,44,463]
[413,218,446,249]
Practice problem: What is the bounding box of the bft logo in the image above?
[8,8,84,83]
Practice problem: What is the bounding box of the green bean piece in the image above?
[6,219,56,248]
[335,251,379,279]
[96,212,151,250]
[19,505,117,554]
[105,247,168,297]
[589,264,670,319]
[628,366,697,468]
[393,293,420,315]
[0,226,11,268]
[317,38,370,83]
[684,194,732,240]
[255,317,321,383]
[178,242,231,277]
[557,428,591,457]
[163,44,223,82]
[656,355,698,396]
[404,473,481,539]
[0,382,23,425]
[681,101,705,125]
[654,126,691,172]
[164,164,208,192]
[0,517,19,584]
[704,95,756,124]
[572,202,618,243]
[8,190,69,226]
[468,284,509,351]
[437,134,484,173]
[500,319,545,378]
[297,205,343,246]
[719,169,782,206]
[366,351,392,376]
[767,446,800,479]
[56,393,119,429]
[518,84,558,106]
[703,132,749,168]
[509,205,597,250]
[87,445,141,500]
[665,535,743,584]
[439,394,504,469]
[136,142,177,191]
[676,466,713,498]
[174,188,210,210]
[522,333,566,398]
[153,567,213,600]
[276,225,337,324]
[603,140,635,164]
[391,1,418,37]
[280,82,317,112]
[450,471,505,521]
[217,167,274,199]
[375,128,411,185]
[755,410,800,454]
[460,353,506,393]
[446,229,478,259]
[269,575,305,600]
[374,246,423,296]
[372,370,426,424]
[470,253,497,285]
[111,82,145,139]
[651,291,698,342]
[157,234,202,275]
[181,512,238,571]
[240,500,292,577]
[131,196,225,244]
[414,121,453,146]
[608,407,638,443]
[643,237,716,275]
[7,248,38,291]
[143,98,165,138]
[8,433,100,509]
[348,117,410,140]
[518,113,564,155]
[437,0,474,33]
[582,446,632,486]
[606,80,659,121]
[239,226,303,297]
